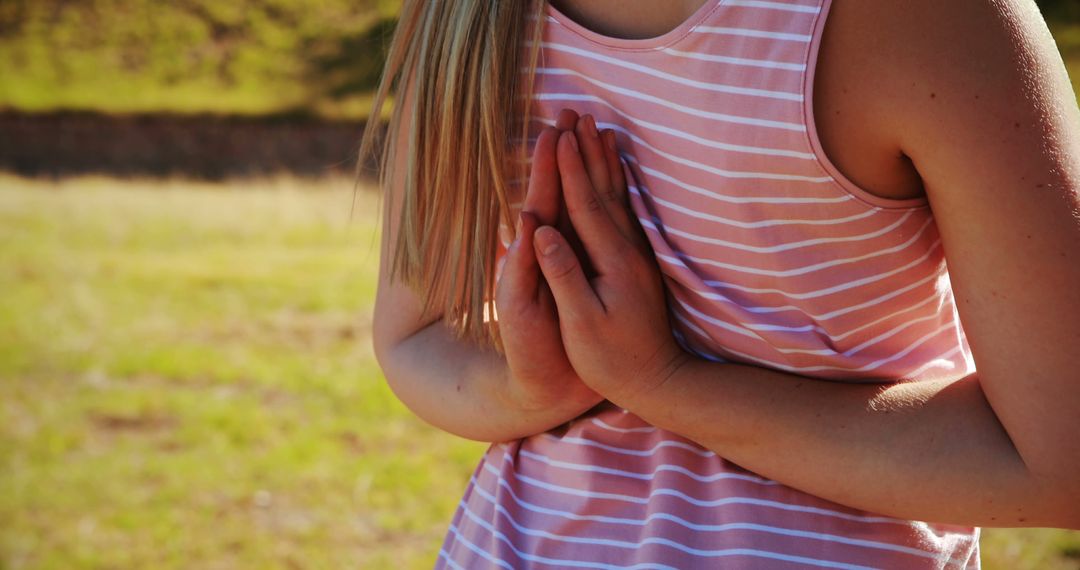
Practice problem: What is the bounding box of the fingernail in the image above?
[565,132,579,152]
[585,115,598,138]
[604,130,617,152]
[536,227,561,256]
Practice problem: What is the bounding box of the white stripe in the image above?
[520,448,776,485]
[693,349,727,362]
[841,302,952,358]
[741,283,942,342]
[516,130,817,196]
[456,507,679,570]
[661,232,951,327]
[683,316,960,374]
[662,47,806,71]
[692,25,812,42]
[664,268,947,350]
[446,523,514,569]
[632,186,874,228]
[692,304,961,370]
[590,417,657,434]
[531,88,813,159]
[485,459,906,524]
[544,434,717,458]
[617,125,825,182]
[535,42,803,101]
[537,112,822,182]
[530,67,805,131]
[675,311,714,343]
[437,549,468,570]
[642,209,909,253]
[460,491,887,569]
[903,345,965,378]
[728,0,822,13]
[639,164,846,203]
[673,297,784,343]
[661,216,935,278]
[701,240,943,299]
[741,270,945,324]
[674,310,802,370]
[468,477,938,560]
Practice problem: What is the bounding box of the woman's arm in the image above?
[371,89,605,442]
[628,362,1073,527]
[533,0,1080,527]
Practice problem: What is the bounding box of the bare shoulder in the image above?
[823,0,1075,155]
[825,1,1080,509]
[814,0,1079,199]
[871,2,1080,508]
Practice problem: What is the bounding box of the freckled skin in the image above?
[545,0,1080,528]
[556,1,938,202]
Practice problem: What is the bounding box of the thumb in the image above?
[533,225,602,319]
[500,211,541,299]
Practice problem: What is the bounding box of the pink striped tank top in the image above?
[438,0,981,567]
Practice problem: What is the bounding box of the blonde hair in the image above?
[357,0,546,348]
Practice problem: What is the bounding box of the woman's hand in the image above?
[532,114,693,407]
[495,112,602,413]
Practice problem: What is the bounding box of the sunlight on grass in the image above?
[0,175,1076,569]
[0,175,486,569]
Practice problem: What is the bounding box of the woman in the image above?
[363,0,1080,567]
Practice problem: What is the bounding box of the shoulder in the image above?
[823,0,1070,151]
[834,4,1080,506]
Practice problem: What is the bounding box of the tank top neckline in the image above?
[544,0,725,51]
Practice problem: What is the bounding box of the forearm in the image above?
[378,320,597,443]
[624,358,1079,528]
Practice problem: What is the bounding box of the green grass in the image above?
[0,176,1077,569]
[0,176,486,569]
[0,3,1075,119]
[0,0,400,119]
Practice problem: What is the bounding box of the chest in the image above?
[545,0,925,202]
[525,0,966,380]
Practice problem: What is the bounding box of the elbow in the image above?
[371,311,405,391]
[371,320,393,379]
[371,292,408,397]
[1022,463,1080,529]
[370,287,409,386]
[1054,479,1080,530]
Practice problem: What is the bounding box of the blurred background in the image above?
[1,1,1078,568]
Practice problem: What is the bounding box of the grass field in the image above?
[1,176,1078,569]
[0,0,399,119]
[0,176,486,569]
[0,4,1077,119]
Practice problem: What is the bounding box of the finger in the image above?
[555,190,595,277]
[498,211,542,301]
[555,108,579,132]
[523,127,562,226]
[574,115,612,204]
[602,129,626,201]
[600,128,647,250]
[556,131,628,273]
[552,110,594,274]
[533,225,602,318]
